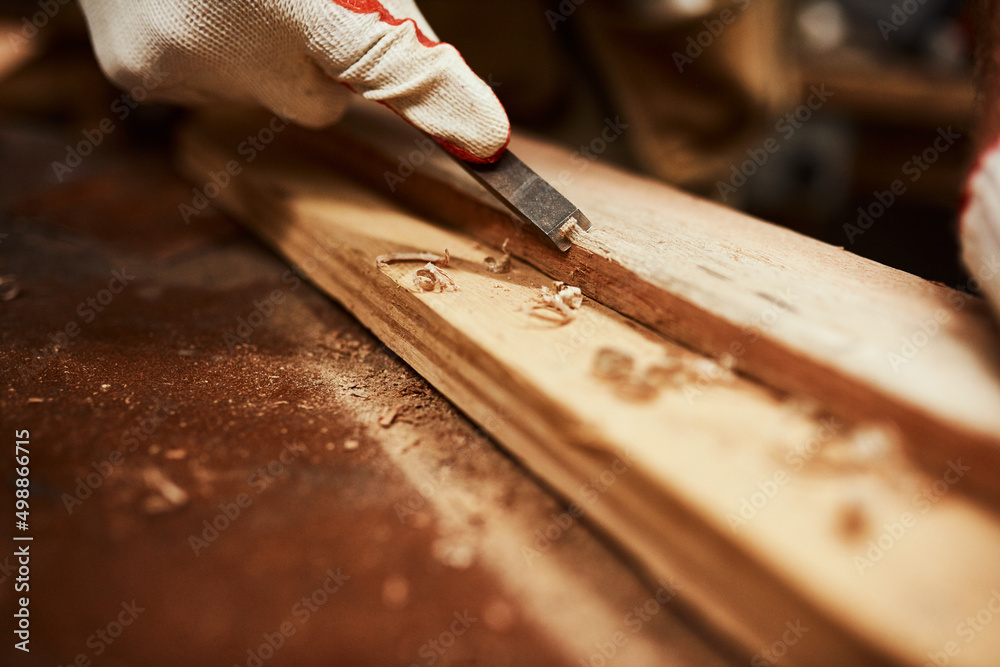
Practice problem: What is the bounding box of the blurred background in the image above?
[0,0,978,284]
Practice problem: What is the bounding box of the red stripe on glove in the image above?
[329,0,440,48]
[327,0,511,164]
[430,128,511,164]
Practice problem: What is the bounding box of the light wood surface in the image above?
[179,113,1000,666]
[282,105,1000,505]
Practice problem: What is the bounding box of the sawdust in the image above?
[592,348,634,382]
[483,598,516,632]
[835,500,869,543]
[591,347,737,402]
[804,422,903,477]
[381,574,410,610]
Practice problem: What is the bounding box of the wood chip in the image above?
[0,275,20,301]
[592,348,634,381]
[141,467,189,512]
[484,239,511,274]
[379,406,401,427]
[413,262,458,292]
[531,281,583,324]
[376,249,449,269]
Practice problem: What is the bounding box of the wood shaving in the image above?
[0,275,20,301]
[532,281,583,324]
[141,467,189,513]
[376,249,449,269]
[379,406,401,427]
[413,263,458,292]
[642,358,686,387]
[592,348,657,402]
[592,348,634,381]
[836,500,869,542]
[483,239,511,274]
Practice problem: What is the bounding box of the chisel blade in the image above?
[457,150,592,252]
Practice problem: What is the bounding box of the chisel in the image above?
[456,150,592,252]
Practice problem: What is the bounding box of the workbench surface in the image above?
[0,123,734,666]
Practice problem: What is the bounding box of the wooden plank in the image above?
[178,115,1000,667]
[275,105,1000,504]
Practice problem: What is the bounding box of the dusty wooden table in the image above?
[0,121,736,666]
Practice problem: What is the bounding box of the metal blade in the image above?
[457,150,592,252]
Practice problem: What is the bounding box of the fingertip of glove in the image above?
[961,135,1000,231]
[435,125,511,164]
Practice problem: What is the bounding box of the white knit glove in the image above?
[77,0,510,162]
[961,145,1000,318]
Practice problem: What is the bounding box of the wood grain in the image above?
[280,105,1000,505]
[179,114,1000,667]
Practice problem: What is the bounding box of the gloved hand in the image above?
[77,0,510,163]
[961,149,1000,316]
